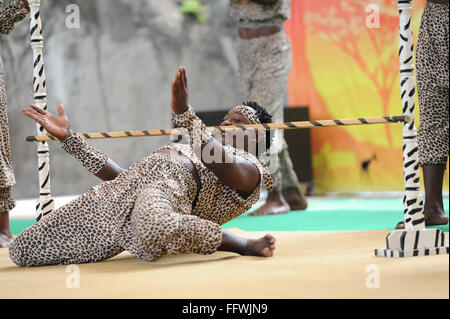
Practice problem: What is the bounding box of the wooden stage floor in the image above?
[1,229,448,299]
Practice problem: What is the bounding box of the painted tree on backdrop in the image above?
[285,0,428,193]
[306,0,405,147]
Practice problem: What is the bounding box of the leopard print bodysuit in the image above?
[0,0,30,212]
[416,1,449,166]
[9,106,273,267]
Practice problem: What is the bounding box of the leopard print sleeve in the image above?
[60,133,109,174]
[231,146,274,192]
[171,105,213,149]
[0,0,30,35]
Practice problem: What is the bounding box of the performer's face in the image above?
[221,110,250,126]
[219,110,260,150]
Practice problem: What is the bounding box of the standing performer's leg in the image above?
[236,32,307,216]
[0,189,15,248]
[416,2,449,227]
[0,56,16,248]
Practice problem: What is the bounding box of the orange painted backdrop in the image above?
[285,0,449,194]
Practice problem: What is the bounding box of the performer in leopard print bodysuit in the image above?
[0,0,30,248]
[9,67,277,267]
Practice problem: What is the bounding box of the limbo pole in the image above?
[375,0,448,258]
[29,0,54,221]
[25,116,408,142]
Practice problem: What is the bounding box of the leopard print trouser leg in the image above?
[9,154,222,267]
[125,186,222,262]
[9,185,222,267]
[416,2,449,166]
[9,190,125,267]
[0,56,16,210]
[237,31,300,191]
[0,187,15,212]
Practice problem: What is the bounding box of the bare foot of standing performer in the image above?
[0,212,13,248]
[248,187,307,216]
[395,165,449,229]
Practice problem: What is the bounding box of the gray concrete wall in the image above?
[0,0,241,199]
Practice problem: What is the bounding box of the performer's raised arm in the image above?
[171,66,262,198]
[22,104,125,181]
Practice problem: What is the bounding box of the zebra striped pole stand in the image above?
[29,0,54,221]
[375,0,448,258]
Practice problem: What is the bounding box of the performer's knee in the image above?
[9,234,33,267]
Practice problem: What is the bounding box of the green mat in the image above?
[224,198,449,232]
[10,198,449,236]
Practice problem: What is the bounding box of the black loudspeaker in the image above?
[283,107,313,182]
[194,107,313,183]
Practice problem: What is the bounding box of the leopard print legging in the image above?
[416,1,449,166]
[0,57,16,212]
[237,31,300,191]
[0,0,30,212]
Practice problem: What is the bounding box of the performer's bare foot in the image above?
[243,234,276,257]
[395,206,449,229]
[282,187,308,211]
[395,165,448,229]
[0,212,14,248]
[219,230,276,257]
[248,190,291,216]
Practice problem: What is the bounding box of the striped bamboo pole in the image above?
[398,0,425,231]
[29,0,54,221]
[25,115,408,142]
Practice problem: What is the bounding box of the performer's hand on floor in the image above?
[22,104,72,141]
[171,66,189,115]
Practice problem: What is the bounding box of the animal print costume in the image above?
[416,0,449,166]
[230,0,300,191]
[0,0,29,212]
[9,106,273,267]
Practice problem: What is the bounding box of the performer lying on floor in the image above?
[9,66,276,267]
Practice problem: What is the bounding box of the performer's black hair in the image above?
[243,101,274,153]
[243,101,273,124]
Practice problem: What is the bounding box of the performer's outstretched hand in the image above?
[22,104,72,141]
[171,66,189,115]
